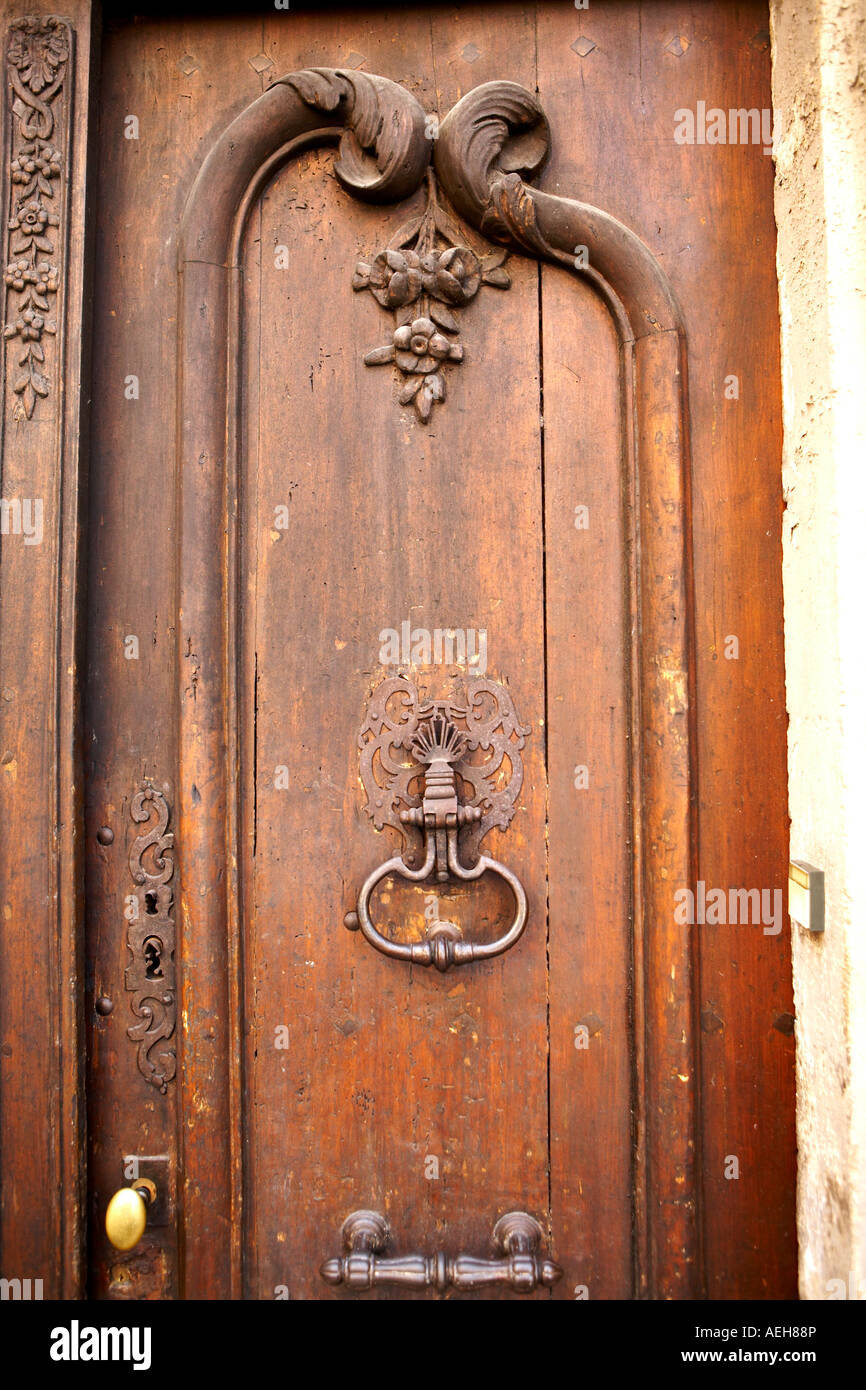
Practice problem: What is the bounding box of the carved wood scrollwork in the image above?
[277,69,682,420]
[280,68,430,204]
[3,16,71,422]
[125,784,176,1094]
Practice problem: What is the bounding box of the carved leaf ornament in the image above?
[3,17,70,421]
[353,170,511,422]
[282,69,551,424]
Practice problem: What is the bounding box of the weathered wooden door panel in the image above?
[241,152,548,1299]
[236,143,634,1297]
[543,274,633,1299]
[77,0,795,1301]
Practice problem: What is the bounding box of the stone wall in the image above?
[771,0,866,1300]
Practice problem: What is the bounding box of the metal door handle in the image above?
[321,1210,561,1292]
[345,694,529,971]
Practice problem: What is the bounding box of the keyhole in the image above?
[144,890,158,915]
[143,937,163,980]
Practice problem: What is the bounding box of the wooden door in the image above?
[75,0,795,1300]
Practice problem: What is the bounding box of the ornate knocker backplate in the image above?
[344,677,530,970]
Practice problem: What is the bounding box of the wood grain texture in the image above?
[535,0,795,1297]
[542,268,633,1299]
[185,31,698,1295]
[539,2,795,1301]
[434,63,699,1295]
[239,117,549,1298]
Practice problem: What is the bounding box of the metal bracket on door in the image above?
[344,677,530,971]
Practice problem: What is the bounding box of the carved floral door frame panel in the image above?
[177,68,696,1299]
[0,5,96,1298]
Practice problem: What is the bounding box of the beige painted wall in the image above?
[771,0,866,1299]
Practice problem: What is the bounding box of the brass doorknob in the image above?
[105,1178,157,1251]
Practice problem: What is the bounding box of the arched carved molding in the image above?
[435,81,683,340]
[180,68,430,266]
[176,71,698,1300]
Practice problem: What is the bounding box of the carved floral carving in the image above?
[284,70,524,423]
[353,171,511,422]
[3,16,70,421]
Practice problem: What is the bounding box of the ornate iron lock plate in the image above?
[124,783,176,1092]
[344,677,530,970]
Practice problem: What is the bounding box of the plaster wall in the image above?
[771,0,866,1299]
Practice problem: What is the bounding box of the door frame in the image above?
[0,1,97,1299]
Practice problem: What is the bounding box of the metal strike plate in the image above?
[789,861,824,934]
[120,1154,171,1226]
